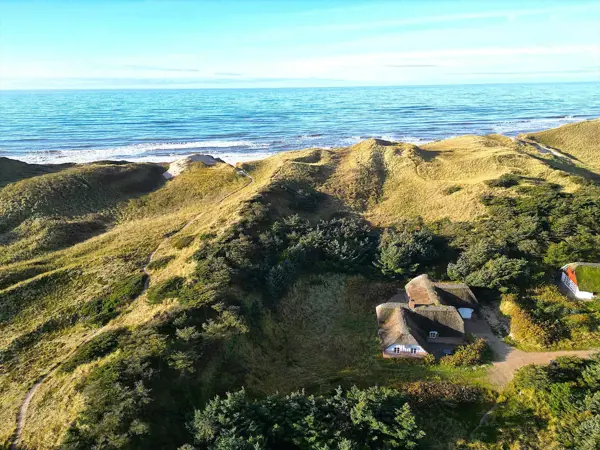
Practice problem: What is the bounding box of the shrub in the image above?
[80,273,147,325]
[189,386,424,449]
[62,328,129,372]
[486,173,520,188]
[422,353,436,365]
[147,276,185,304]
[404,381,483,406]
[544,232,600,267]
[172,235,195,249]
[375,226,438,277]
[147,255,176,270]
[439,337,490,366]
[500,294,552,348]
[442,185,462,195]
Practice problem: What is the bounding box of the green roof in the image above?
[574,264,600,294]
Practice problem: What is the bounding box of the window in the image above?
[394,346,401,354]
[410,348,418,354]
[429,331,438,339]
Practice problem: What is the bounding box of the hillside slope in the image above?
[523,118,600,171]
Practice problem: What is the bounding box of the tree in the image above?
[464,256,529,290]
[375,228,438,277]
[544,232,600,267]
[190,386,424,449]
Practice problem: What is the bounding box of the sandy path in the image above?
[9,165,253,449]
[516,137,575,162]
[469,318,597,387]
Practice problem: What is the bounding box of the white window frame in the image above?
[394,346,401,354]
[429,331,438,339]
[410,347,418,354]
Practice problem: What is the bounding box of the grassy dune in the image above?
[524,118,600,171]
[0,160,252,446]
[0,120,598,448]
[242,133,581,225]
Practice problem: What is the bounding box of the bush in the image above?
[147,255,176,270]
[62,328,129,372]
[404,381,483,406]
[442,185,462,195]
[500,294,552,348]
[80,273,147,325]
[486,173,520,188]
[147,276,185,304]
[439,337,490,366]
[172,235,195,249]
[189,386,424,449]
[544,232,600,267]
[375,226,438,277]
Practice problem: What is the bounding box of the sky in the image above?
[0,0,599,89]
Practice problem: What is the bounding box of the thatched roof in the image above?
[409,306,464,338]
[376,303,428,349]
[434,282,479,309]
[376,303,464,350]
[406,274,440,305]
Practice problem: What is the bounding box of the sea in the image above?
[1,82,599,165]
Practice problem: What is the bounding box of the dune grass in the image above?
[0,157,73,188]
[524,118,600,171]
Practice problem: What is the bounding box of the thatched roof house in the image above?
[377,274,479,358]
[376,303,465,358]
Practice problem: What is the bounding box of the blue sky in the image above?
[0,0,599,89]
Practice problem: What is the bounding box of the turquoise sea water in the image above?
[1,83,599,164]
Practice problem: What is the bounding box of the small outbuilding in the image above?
[560,263,600,300]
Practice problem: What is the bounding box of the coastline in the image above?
[5,116,599,167]
[2,84,598,167]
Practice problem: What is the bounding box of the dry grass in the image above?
[242,134,580,226]
[524,118,600,172]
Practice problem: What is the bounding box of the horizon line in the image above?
[2,79,599,92]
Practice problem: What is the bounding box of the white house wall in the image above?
[561,272,594,300]
[385,344,426,355]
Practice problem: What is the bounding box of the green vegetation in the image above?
[171,234,195,249]
[440,337,491,367]
[80,273,148,325]
[2,121,600,449]
[146,255,175,270]
[575,265,600,293]
[500,285,600,350]
[146,276,185,304]
[189,386,424,449]
[0,157,72,188]
[443,184,462,195]
[485,173,520,188]
[61,328,129,372]
[471,355,600,449]
[525,118,600,170]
